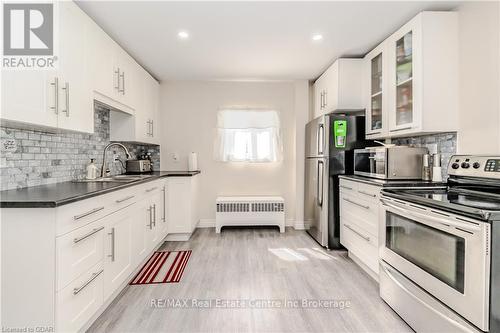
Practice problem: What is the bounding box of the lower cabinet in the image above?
[339,178,382,279]
[103,206,134,300]
[1,175,201,332]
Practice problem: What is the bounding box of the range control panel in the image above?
[448,155,500,179]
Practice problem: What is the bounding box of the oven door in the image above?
[380,196,491,331]
[354,148,387,179]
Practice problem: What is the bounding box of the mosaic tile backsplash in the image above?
[0,107,160,191]
[392,132,457,179]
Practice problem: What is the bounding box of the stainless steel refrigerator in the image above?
[304,113,369,249]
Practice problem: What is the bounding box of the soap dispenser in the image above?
[86,159,98,180]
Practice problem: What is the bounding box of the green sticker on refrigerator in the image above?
[334,120,347,148]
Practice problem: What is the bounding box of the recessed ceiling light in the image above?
[312,34,323,41]
[178,31,189,40]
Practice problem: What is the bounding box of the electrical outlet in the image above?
[171,152,179,162]
[426,143,438,155]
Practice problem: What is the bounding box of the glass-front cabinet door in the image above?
[365,43,387,138]
[389,21,419,133]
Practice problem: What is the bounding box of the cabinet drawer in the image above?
[339,179,358,194]
[341,223,379,274]
[356,183,380,202]
[56,195,112,236]
[56,262,104,332]
[341,207,378,238]
[56,220,105,291]
[340,193,378,222]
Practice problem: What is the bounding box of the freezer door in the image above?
[305,116,327,158]
[304,158,328,246]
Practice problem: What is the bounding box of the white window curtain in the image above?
[214,109,283,162]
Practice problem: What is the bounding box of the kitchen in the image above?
[0,1,499,332]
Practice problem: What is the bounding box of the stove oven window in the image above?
[386,212,465,293]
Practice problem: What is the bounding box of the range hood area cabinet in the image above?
[109,71,161,145]
[313,58,364,118]
[1,1,94,133]
[364,11,459,139]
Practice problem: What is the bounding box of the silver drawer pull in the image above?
[343,198,369,210]
[108,227,115,262]
[73,226,104,244]
[116,195,135,203]
[340,185,353,190]
[344,224,370,241]
[358,190,377,198]
[73,206,105,220]
[73,269,103,295]
[146,186,158,193]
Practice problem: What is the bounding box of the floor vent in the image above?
[215,196,285,233]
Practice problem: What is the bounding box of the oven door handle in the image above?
[380,198,481,233]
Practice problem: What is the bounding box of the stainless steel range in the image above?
[379,155,500,333]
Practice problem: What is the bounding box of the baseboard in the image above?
[197,219,215,228]
[293,220,306,230]
[165,233,192,241]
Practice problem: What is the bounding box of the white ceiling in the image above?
[76,1,462,82]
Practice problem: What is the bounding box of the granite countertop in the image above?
[338,174,447,188]
[0,171,200,208]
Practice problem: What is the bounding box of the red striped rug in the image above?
[130,250,192,285]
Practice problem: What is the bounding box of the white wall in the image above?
[456,1,500,154]
[159,80,309,226]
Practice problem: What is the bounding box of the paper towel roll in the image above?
[188,152,198,171]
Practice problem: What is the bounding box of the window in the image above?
[214,109,282,162]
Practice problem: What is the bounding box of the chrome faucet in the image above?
[101,142,131,177]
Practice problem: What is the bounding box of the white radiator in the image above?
[215,196,285,233]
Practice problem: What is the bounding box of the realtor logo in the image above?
[2,2,56,69]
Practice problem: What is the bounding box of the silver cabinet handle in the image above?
[146,186,158,193]
[50,77,59,114]
[61,82,69,117]
[162,187,166,222]
[340,185,353,191]
[73,206,105,220]
[114,67,120,91]
[358,190,377,198]
[108,227,115,262]
[344,224,370,241]
[146,120,150,136]
[324,89,327,107]
[116,195,135,203]
[320,91,324,109]
[73,269,103,295]
[152,204,156,226]
[73,226,104,244]
[151,120,154,137]
[147,206,153,229]
[119,71,125,94]
[343,198,369,210]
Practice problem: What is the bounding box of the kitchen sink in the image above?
[73,174,155,183]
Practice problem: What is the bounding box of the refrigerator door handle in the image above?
[317,160,324,207]
[317,123,324,155]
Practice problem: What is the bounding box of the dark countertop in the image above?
[0,171,200,208]
[339,174,447,188]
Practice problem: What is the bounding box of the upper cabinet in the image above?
[365,12,459,139]
[1,1,93,133]
[1,1,159,138]
[313,59,364,119]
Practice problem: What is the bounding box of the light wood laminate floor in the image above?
[88,227,411,333]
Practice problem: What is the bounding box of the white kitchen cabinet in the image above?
[339,178,381,280]
[365,43,388,138]
[1,1,93,133]
[166,175,200,241]
[1,176,185,332]
[313,58,364,118]
[103,206,134,300]
[56,1,94,133]
[364,11,458,138]
[109,69,160,145]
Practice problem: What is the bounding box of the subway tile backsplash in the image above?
[0,106,160,191]
[392,132,457,179]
